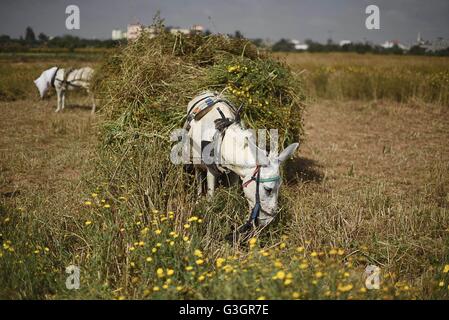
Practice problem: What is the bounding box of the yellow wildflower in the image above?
[337,283,353,292]
[274,260,283,268]
[196,259,204,265]
[156,268,164,278]
[299,263,308,270]
[216,257,226,268]
[249,238,257,248]
[273,271,286,280]
[194,249,203,258]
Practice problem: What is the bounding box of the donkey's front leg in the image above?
[91,96,96,114]
[206,170,215,198]
[195,168,203,196]
[55,89,62,112]
[88,89,96,114]
[61,90,66,110]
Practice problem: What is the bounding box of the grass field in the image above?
[0,52,448,299]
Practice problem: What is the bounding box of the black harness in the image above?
[51,68,84,89]
[50,67,59,88]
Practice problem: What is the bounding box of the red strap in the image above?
[242,165,260,188]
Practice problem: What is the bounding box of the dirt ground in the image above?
[0,99,96,200]
[300,100,449,196]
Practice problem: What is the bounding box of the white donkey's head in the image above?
[240,142,299,227]
[34,67,58,99]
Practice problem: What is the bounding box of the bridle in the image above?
[239,165,280,232]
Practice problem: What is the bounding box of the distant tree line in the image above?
[0,26,121,52]
[271,38,449,56]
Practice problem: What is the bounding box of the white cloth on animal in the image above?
[34,66,58,98]
[61,67,94,87]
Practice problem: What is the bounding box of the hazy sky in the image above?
[1,0,449,44]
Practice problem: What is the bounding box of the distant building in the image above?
[127,23,143,40]
[419,38,449,52]
[112,29,126,40]
[381,40,408,50]
[191,25,204,33]
[290,39,309,51]
[339,40,352,46]
[416,32,425,46]
[170,28,190,35]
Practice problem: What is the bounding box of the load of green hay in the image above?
[93,23,305,240]
[95,26,305,144]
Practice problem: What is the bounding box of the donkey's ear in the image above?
[277,143,299,163]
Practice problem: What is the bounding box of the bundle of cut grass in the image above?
[95,26,305,146]
[93,24,306,240]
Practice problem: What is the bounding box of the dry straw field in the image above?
[0,32,448,299]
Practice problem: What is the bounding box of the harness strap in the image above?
[51,67,59,88]
[242,166,261,188]
[53,68,84,89]
[208,106,234,175]
[186,94,214,119]
[238,166,262,232]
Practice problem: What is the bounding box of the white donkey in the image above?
[185,91,298,231]
[34,66,96,113]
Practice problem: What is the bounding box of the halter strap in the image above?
[242,165,280,188]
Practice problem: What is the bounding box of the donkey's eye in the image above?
[264,187,273,195]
